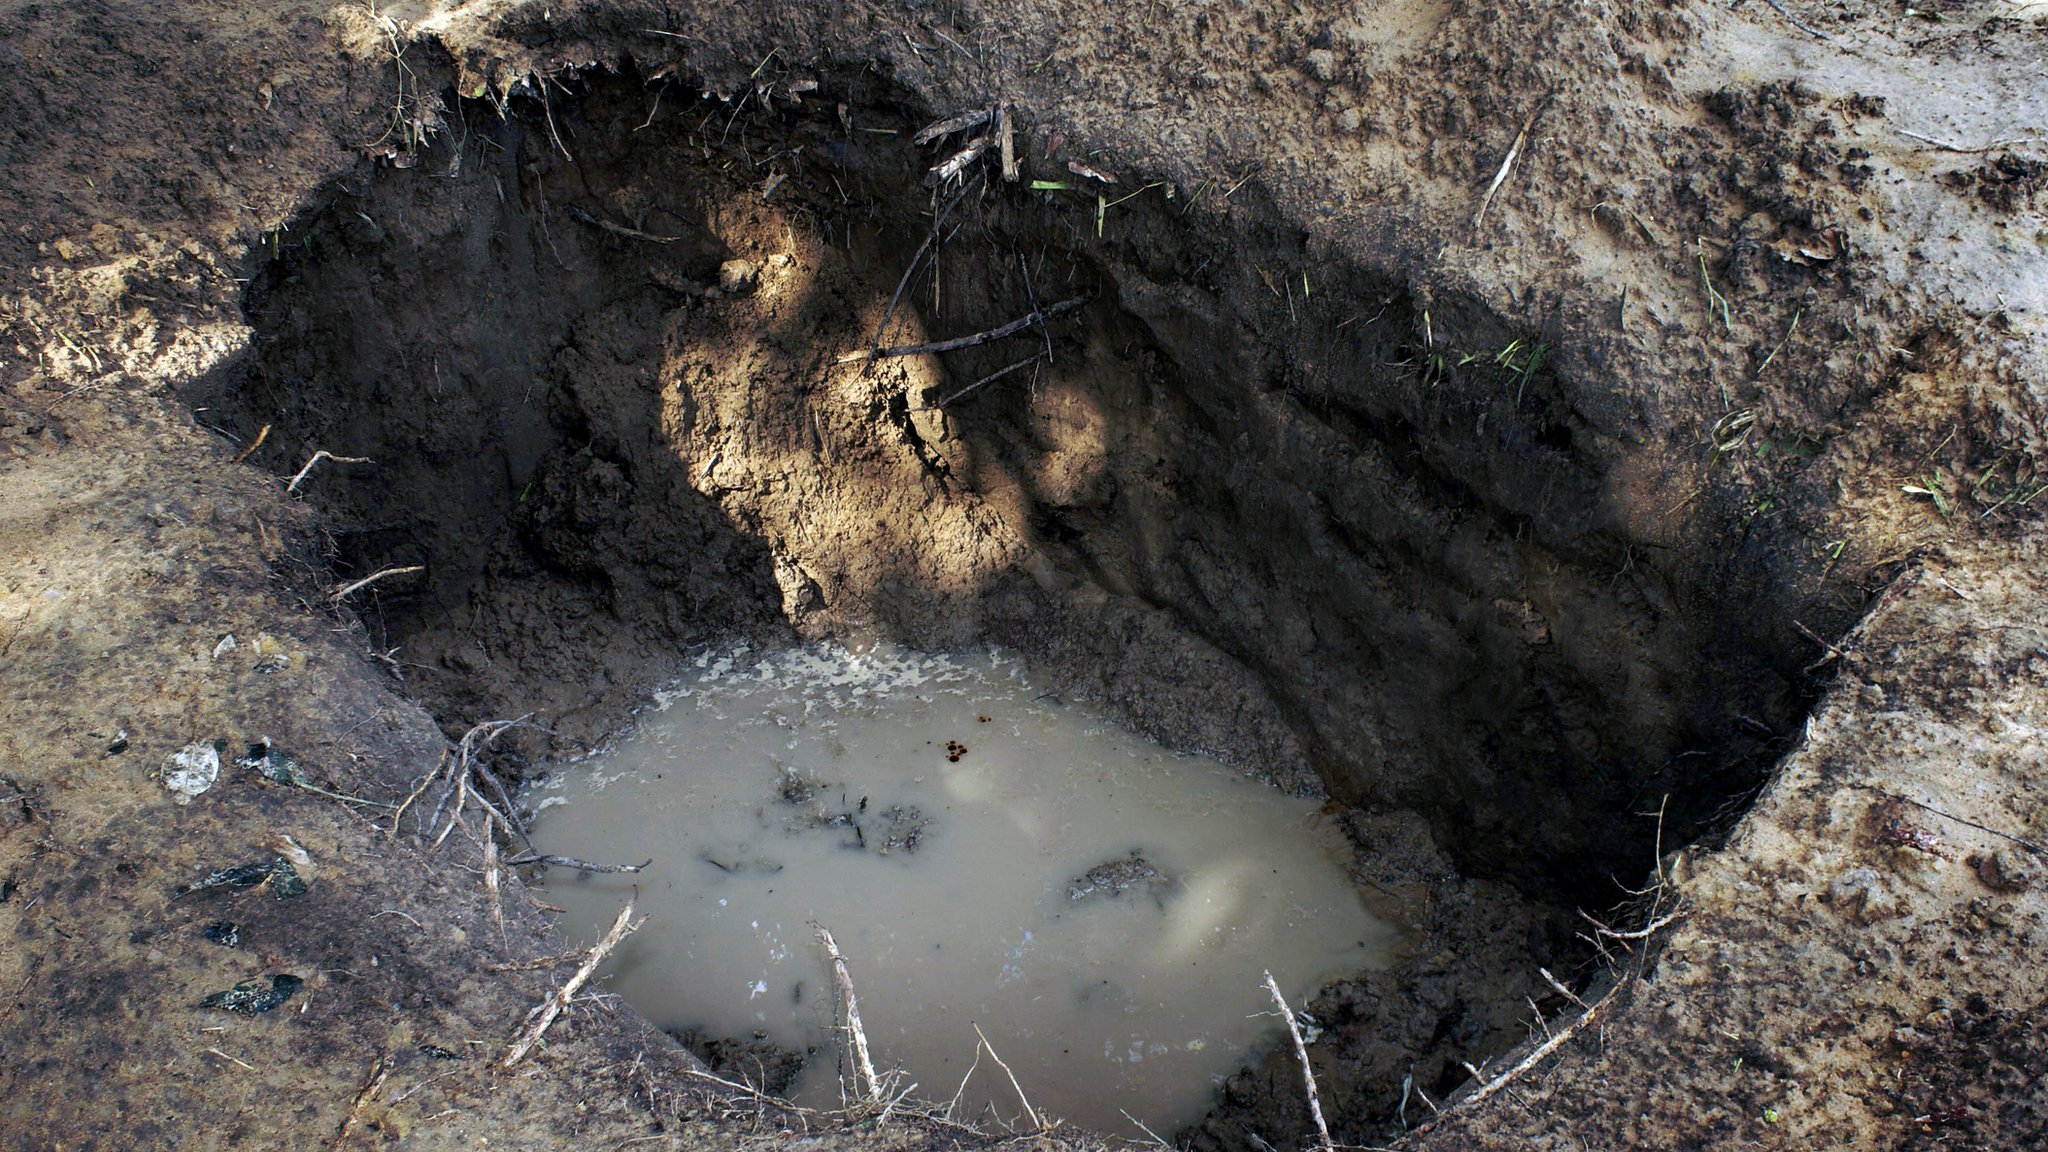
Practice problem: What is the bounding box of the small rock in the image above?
[718,259,759,295]
[1303,48,1339,82]
[201,973,303,1015]
[1969,849,2035,893]
[1827,867,1897,921]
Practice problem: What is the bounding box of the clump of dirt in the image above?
[673,1028,814,1097]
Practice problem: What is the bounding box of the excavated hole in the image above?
[194,63,1817,1145]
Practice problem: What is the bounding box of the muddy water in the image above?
[527,643,1400,1134]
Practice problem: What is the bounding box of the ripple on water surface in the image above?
[528,642,1401,1134]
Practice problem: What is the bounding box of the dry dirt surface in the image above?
[2,1,2045,1150]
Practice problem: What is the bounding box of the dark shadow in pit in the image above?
[188,59,1840,1152]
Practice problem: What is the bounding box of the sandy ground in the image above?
[1,1,2044,1149]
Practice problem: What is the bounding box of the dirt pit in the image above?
[2,0,2044,1148]
[180,64,1839,1145]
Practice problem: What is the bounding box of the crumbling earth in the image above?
[1,1,2044,1150]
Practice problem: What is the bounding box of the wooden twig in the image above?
[504,853,651,874]
[1893,127,2047,154]
[925,136,992,187]
[1578,906,1683,942]
[680,1067,819,1116]
[912,109,990,146]
[331,1055,390,1149]
[502,902,640,1067]
[870,172,985,358]
[1792,618,1844,673]
[1262,971,1332,1151]
[1440,994,1603,1116]
[561,204,679,242]
[912,355,1044,412]
[1122,1109,1172,1148]
[1539,966,1589,1011]
[942,1038,985,1122]
[815,924,881,1103]
[231,423,272,465]
[389,750,450,838]
[1851,782,2048,858]
[998,105,1018,182]
[287,450,372,494]
[843,297,1085,362]
[971,1022,1041,1130]
[1473,93,1555,235]
[412,716,536,843]
[483,948,597,972]
[1759,0,1835,43]
[565,205,679,244]
[330,565,424,602]
[482,834,505,944]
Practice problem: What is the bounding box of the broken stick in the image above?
[912,354,1044,411]
[504,852,651,874]
[1472,93,1556,236]
[972,1022,1042,1130]
[870,172,986,358]
[1263,971,1332,1151]
[814,924,881,1104]
[842,297,1085,363]
[231,423,271,465]
[286,450,372,494]
[502,902,640,1067]
[330,565,424,603]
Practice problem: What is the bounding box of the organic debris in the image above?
[874,805,928,855]
[183,855,309,900]
[776,766,817,804]
[200,973,304,1015]
[238,738,394,808]
[1068,850,1175,902]
[161,741,223,804]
